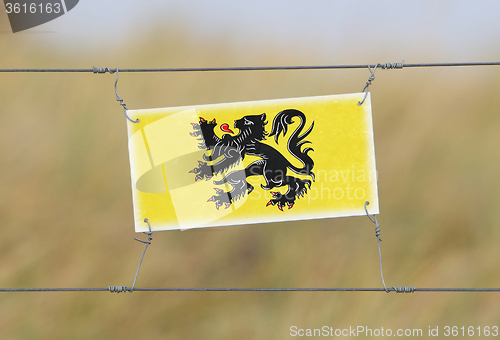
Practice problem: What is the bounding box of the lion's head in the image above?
[207,113,268,162]
[234,113,268,143]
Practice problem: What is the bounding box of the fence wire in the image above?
[1,287,499,293]
[0,61,500,73]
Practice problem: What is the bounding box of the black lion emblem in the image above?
[189,109,315,211]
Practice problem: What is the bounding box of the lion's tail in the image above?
[269,109,315,181]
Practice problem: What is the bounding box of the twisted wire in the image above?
[130,219,153,292]
[392,286,415,293]
[111,68,139,123]
[93,67,115,74]
[108,286,128,294]
[357,64,379,106]
[364,201,389,292]
[380,61,404,69]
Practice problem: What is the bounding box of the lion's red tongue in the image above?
[220,123,234,134]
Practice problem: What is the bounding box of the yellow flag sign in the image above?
[127,93,378,232]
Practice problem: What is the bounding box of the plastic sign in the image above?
[127,93,379,232]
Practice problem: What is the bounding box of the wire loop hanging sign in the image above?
[358,64,380,106]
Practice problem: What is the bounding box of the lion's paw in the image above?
[207,188,232,210]
[189,161,213,181]
[190,117,217,149]
[266,192,295,211]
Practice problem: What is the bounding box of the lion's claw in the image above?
[266,191,295,211]
[208,188,232,210]
[191,117,218,151]
[190,161,213,181]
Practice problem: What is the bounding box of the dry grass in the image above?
[1,23,500,339]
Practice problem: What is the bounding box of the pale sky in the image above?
[2,0,500,62]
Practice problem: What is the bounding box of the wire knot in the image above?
[380,61,404,69]
[364,201,381,242]
[134,218,153,245]
[93,67,116,74]
[391,286,415,293]
[365,74,375,87]
[108,286,129,293]
[358,64,379,106]
[374,224,381,240]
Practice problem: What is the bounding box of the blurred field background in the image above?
[1,1,500,339]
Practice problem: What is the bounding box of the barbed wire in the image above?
[0,61,499,73]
